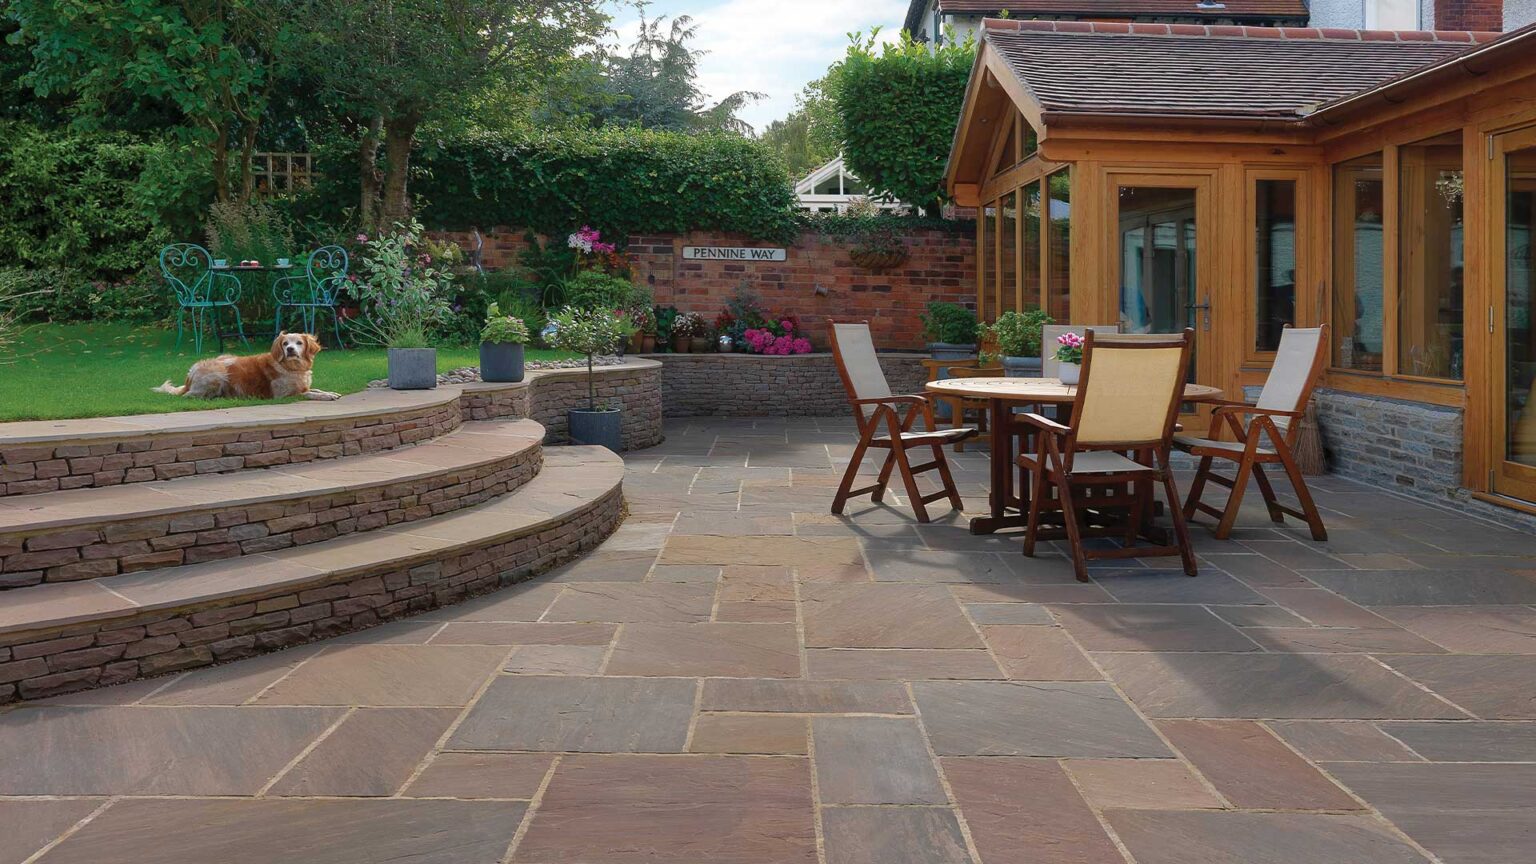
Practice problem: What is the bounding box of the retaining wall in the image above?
[638,352,929,417]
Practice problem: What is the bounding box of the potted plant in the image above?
[992,309,1054,377]
[654,305,679,353]
[479,301,531,383]
[1054,331,1085,385]
[671,312,705,353]
[546,306,630,452]
[627,304,655,353]
[349,220,453,390]
[920,301,979,360]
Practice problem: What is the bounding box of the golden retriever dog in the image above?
[154,332,340,401]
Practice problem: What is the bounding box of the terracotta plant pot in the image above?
[671,334,691,353]
[641,334,656,353]
[689,336,711,353]
[628,331,644,353]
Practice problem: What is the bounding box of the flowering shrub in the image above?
[670,311,707,339]
[565,225,628,276]
[743,317,812,355]
[1054,331,1084,365]
[480,302,531,345]
[348,220,455,349]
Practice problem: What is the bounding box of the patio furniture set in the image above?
[158,243,351,353]
[830,321,1331,582]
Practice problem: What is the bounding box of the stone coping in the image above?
[633,351,925,361]
[0,446,622,639]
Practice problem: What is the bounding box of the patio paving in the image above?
[4,416,1536,863]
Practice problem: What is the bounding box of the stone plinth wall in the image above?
[0,401,462,497]
[0,448,542,589]
[639,352,929,418]
[460,360,664,451]
[428,226,978,351]
[0,481,622,702]
[1315,389,1464,501]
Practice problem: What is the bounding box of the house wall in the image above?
[428,226,978,351]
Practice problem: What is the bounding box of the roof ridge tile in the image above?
[981,17,1500,43]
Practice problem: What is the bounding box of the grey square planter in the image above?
[387,347,438,390]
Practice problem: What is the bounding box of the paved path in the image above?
[3,417,1535,863]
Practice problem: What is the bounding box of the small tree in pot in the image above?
[920,301,978,360]
[991,309,1053,377]
[479,302,531,383]
[349,220,453,389]
[546,306,629,452]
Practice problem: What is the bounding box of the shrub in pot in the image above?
[479,302,530,383]
[992,308,1053,377]
[546,306,630,452]
[1054,331,1085,385]
[671,311,706,353]
[920,301,978,360]
[347,220,453,390]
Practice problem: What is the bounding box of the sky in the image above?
[605,0,910,135]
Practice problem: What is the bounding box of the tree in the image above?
[760,74,845,178]
[834,27,974,214]
[306,0,609,232]
[8,0,298,201]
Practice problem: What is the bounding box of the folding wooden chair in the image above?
[1019,330,1198,582]
[1177,324,1329,541]
[829,322,976,523]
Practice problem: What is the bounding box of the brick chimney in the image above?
[1435,0,1503,31]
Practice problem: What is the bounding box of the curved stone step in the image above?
[0,419,547,589]
[0,446,624,702]
[0,388,463,498]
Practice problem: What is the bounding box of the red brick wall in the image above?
[431,226,978,351]
[1435,0,1502,30]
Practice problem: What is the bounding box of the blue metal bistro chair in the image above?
[273,245,349,347]
[160,243,248,354]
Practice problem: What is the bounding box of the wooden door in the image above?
[1491,126,1536,501]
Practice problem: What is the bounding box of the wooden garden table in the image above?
[925,377,1225,535]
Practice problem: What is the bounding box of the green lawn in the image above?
[0,323,570,422]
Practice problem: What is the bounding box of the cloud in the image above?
[609,0,909,134]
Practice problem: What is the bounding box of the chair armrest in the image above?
[1016,412,1070,436]
[211,271,243,302]
[852,394,929,408]
[1211,404,1302,419]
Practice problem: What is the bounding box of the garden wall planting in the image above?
[640,352,928,417]
[430,226,977,351]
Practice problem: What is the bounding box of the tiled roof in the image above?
[983,20,1497,120]
[940,1,1308,17]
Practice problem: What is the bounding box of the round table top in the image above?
[926,376,1225,404]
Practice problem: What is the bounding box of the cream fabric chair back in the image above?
[1042,324,1121,378]
[1072,333,1190,446]
[830,322,892,417]
[1255,326,1325,433]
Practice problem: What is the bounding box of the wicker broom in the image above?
[1292,400,1325,476]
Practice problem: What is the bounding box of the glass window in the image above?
[977,200,993,321]
[994,123,1017,176]
[1022,118,1038,161]
[1332,153,1385,372]
[1506,144,1536,465]
[999,191,1017,314]
[1022,181,1041,312]
[1255,179,1297,352]
[1398,132,1464,379]
[1047,169,1071,321]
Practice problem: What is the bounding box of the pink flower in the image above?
[356,233,368,243]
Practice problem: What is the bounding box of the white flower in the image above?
[567,233,592,254]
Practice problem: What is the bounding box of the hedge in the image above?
[305,126,802,243]
[0,123,209,278]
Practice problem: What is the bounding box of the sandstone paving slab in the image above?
[268,706,459,796]
[429,622,617,646]
[252,644,507,706]
[543,582,715,624]
[37,798,526,864]
[1098,653,1470,719]
[1206,604,1312,628]
[963,603,1054,625]
[801,583,982,649]
[0,705,342,794]
[718,564,795,601]
[1380,655,1536,719]
[1325,763,1536,863]
[1304,569,1536,606]
[943,757,1122,864]
[1048,604,1259,652]
[1239,539,1349,571]
[1200,553,1314,588]
[1061,758,1223,810]
[1240,626,1447,654]
[1267,720,1425,762]
[605,623,801,678]
[660,535,864,568]
[866,548,1067,584]
[402,752,555,799]
[820,807,971,864]
[648,563,724,583]
[542,549,659,582]
[1374,606,1536,653]
[980,625,1101,680]
[1104,810,1431,864]
[0,581,136,634]
[1377,721,1536,762]
[504,644,607,675]
[512,754,816,863]
[1157,719,1361,810]
[423,581,563,622]
[715,600,798,622]
[913,681,1169,757]
[698,678,914,714]
[138,645,325,705]
[327,620,446,645]
[690,713,808,754]
[672,512,795,536]
[0,799,104,864]
[449,675,695,753]
[598,521,673,551]
[811,716,949,804]
[806,648,1003,680]
[949,582,1114,604]
[1089,569,1270,605]
[1255,587,1400,628]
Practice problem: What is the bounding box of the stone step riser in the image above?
[0,477,623,703]
[0,448,543,589]
[0,402,462,498]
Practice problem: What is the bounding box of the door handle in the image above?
[1187,295,1212,331]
